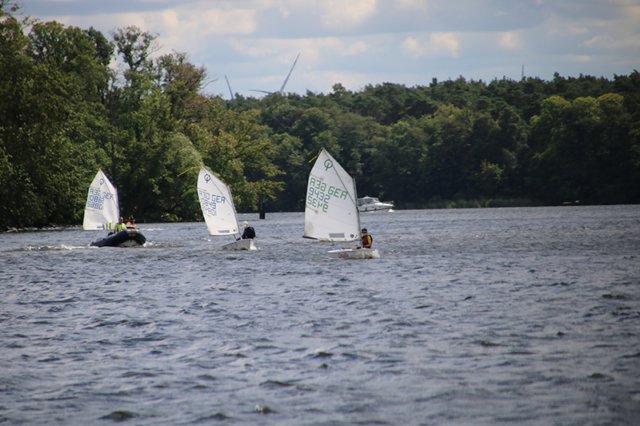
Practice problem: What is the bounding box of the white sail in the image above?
[197,166,240,236]
[83,170,119,230]
[304,148,360,241]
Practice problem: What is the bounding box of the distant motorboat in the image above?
[357,196,394,212]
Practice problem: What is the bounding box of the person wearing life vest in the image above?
[360,228,373,249]
[108,217,126,235]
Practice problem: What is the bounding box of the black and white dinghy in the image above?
[83,170,146,247]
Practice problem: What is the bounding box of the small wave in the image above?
[477,340,505,347]
[260,380,314,393]
[550,281,573,287]
[122,333,167,344]
[84,319,129,329]
[126,319,153,328]
[312,350,334,359]
[139,241,180,248]
[196,374,217,381]
[341,352,367,360]
[588,372,614,382]
[99,410,137,422]
[121,370,158,378]
[223,352,247,358]
[194,412,232,422]
[18,296,77,305]
[602,293,630,300]
[260,379,296,388]
[37,356,61,363]
[17,244,86,252]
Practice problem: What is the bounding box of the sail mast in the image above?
[353,175,362,242]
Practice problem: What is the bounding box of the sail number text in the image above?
[86,187,111,210]
[199,190,226,216]
[306,176,348,212]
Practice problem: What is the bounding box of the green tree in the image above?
[157,52,207,120]
[1,11,110,227]
[427,104,476,200]
[528,94,639,204]
[0,5,32,228]
[185,97,284,212]
[371,118,430,206]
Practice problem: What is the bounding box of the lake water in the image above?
[1,206,639,425]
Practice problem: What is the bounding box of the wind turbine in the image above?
[251,52,300,95]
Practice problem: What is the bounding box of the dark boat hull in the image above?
[91,229,146,247]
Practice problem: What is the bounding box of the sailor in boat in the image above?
[125,216,137,229]
[240,221,256,240]
[360,228,373,249]
[108,217,126,236]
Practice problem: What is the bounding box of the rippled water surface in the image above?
[1,206,639,425]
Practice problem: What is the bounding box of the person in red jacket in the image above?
[360,228,373,249]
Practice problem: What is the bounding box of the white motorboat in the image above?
[357,196,394,212]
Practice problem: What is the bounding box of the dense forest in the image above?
[1,2,639,230]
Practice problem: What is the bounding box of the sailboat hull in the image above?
[328,248,380,260]
[221,238,257,251]
[91,229,146,248]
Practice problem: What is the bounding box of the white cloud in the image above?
[231,36,368,62]
[343,40,368,56]
[498,32,521,49]
[120,6,259,59]
[402,37,425,58]
[319,0,377,30]
[567,54,593,63]
[429,32,460,57]
[402,33,460,59]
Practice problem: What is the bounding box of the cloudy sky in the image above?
[19,0,640,99]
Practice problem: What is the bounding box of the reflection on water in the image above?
[1,206,639,425]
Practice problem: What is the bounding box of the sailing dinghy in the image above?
[197,166,256,251]
[304,148,380,259]
[83,170,146,247]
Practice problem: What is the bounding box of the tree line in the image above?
[1,2,639,230]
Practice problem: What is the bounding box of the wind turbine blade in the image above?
[279,52,300,94]
[225,75,234,100]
